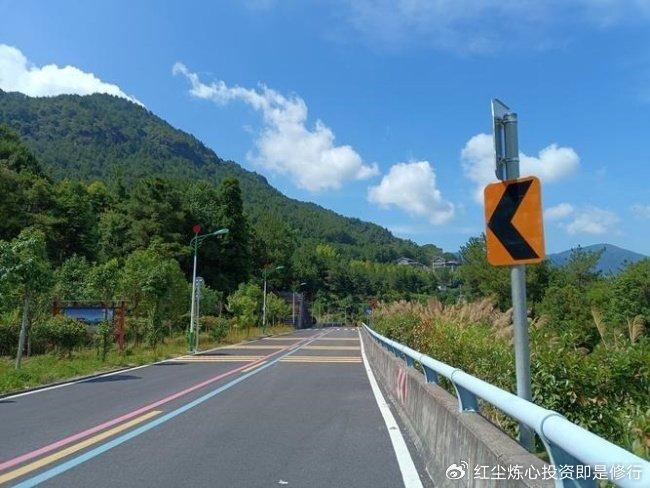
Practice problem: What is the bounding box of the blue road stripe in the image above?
[12,331,326,487]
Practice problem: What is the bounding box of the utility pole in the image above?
[188,226,228,353]
[262,265,284,333]
[492,99,534,451]
[194,277,204,352]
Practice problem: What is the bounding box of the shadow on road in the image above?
[84,374,141,383]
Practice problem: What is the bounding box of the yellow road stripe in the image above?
[242,360,267,372]
[170,356,262,363]
[280,359,362,363]
[264,337,303,341]
[312,338,359,341]
[0,410,162,484]
[281,356,361,362]
[301,346,360,350]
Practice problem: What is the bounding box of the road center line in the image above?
[0,332,318,472]
[11,331,328,488]
[0,410,162,485]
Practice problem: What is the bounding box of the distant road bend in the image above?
[0,328,427,487]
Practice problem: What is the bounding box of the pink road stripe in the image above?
[0,333,318,472]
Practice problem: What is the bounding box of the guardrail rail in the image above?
[363,323,650,488]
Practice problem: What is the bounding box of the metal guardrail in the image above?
[363,324,650,488]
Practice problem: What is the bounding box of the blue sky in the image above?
[1,0,649,254]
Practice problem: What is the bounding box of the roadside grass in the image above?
[0,325,293,395]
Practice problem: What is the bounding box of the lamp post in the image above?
[194,276,204,352]
[188,225,228,353]
[292,282,307,328]
[262,265,284,334]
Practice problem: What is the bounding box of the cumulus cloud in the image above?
[367,161,454,225]
[173,62,378,192]
[564,207,619,235]
[461,133,580,202]
[0,44,140,104]
[544,202,619,235]
[631,203,650,219]
[544,203,575,221]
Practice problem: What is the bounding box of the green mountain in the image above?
[0,90,441,263]
[548,244,647,274]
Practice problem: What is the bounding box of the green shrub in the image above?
[33,315,87,357]
[373,299,649,456]
[95,320,113,361]
[125,317,148,346]
[202,315,229,343]
[265,293,291,326]
[0,311,20,356]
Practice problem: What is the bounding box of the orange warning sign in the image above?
[484,176,545,266]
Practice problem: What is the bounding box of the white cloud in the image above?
[544,202,619,235]
[631,203,650,219]
[173,62,378,192]
[339,0,650,53]
[367,161,454,225]
[564,207,619,235]
[544,203,574,221]
[0,44,140,104]
[461,133,580,202]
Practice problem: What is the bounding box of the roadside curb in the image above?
[0,366,133,400]
[0,328,297,400]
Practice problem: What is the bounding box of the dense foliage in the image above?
[373,247,649,458]
[0,91,440,264]
[0,119,440,367]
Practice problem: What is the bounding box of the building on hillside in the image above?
[395,256,427,269]
[432,257,461,271]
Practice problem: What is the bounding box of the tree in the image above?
[86,258,121,304]
[457,236,510,308]
[610,259,650,326]
[214,178,251,293]
[0,124,42,175]
[0,229,52,368]
[126,178,186,252]
[51,179,100,262]
[53,255,91,300]
[265,292,291,326]
[226,281,262,333]
[118,243,188,347]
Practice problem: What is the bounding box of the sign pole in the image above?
[493,102,534,451]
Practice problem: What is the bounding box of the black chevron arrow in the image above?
[488,180,539,260]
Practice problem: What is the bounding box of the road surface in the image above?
[0,328,428,487]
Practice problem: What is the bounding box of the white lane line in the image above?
[359,330,423,488]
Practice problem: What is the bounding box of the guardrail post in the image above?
[541,440,596,488]
[451,371,480,412]
[422,365,439,385]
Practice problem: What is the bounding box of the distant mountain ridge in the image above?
[0,90,442,263]
[548,244,647,274]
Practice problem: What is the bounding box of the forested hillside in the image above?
[0,90,440,264]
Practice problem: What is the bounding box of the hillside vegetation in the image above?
[373,238,649,458]
[0,90,440,264]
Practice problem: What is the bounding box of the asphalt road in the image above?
[0,328,428,487]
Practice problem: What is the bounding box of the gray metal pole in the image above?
[503,112,534,451]
[194,279,201,352]
[189,242,198,353]
[262,271,267,332]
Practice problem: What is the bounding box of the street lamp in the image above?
[292,282,307,328]
[188,225,228,353]
[262,265,284,333]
